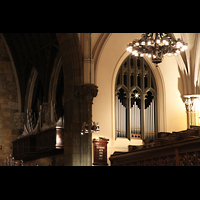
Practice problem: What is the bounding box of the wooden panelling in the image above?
[110,127,200,166]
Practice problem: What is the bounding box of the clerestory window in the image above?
[115,55,157,140]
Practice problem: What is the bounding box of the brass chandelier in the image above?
[126,33,188,67]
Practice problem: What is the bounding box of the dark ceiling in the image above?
[3,33,59,110]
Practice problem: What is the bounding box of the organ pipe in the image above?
[131,101,141,135]
[116,97,126,137]
[145,100,155,139]
[116,95,155,139]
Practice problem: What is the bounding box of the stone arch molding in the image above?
[93,33,167,140]
[111,51,167,139]
[49,52,63,105]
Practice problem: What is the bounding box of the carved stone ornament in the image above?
[184,94,200,112]
[74,84,98,102]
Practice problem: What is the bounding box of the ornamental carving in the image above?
[74,84,98,102]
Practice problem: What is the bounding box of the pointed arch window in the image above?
[115,55,157,140]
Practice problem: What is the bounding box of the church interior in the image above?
[1,33,200,166]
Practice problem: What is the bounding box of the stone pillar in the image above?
[75,83,98,166]
[80,33,94,84]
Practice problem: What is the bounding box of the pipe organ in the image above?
[131,101,141,138]
[145,99,155,139]
[115,55,157,140]
[116,96,127,138]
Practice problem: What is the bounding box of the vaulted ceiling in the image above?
[3,33,60,109]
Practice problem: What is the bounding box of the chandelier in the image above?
[126,33,188,67]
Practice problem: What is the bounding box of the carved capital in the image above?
[75,84,98,103]
[183,94,200,112]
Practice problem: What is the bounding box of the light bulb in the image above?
[163,40,169,45]
[180,47,185,52]
[156,39,160,44]
[182,45,188,50]
[126,46,132,52]
[132,50,138,55]
[147,41,151,45]
[167,53,172,56]
[176,41,183,48]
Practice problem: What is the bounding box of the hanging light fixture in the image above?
[126,33,188,67]
[81,122,100,135]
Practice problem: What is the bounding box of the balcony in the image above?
[12,127,64,161]
[109,126,200,166]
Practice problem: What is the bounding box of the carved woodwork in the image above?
[93,138,109,166]
[12,127,64,161]
[12,134,36,160]
[110,126,200,166]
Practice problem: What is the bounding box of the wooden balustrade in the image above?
[109,126,200,166]
[12,128,64,161]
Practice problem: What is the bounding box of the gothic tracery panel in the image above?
[115,55,157,140]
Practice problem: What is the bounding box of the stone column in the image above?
[80,33,94,84]
[184,95,200,128]
[75,83,98,166]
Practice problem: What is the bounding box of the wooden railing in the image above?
[109,126,200,166]
[12,128,64,161]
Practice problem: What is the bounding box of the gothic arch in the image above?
[0,33,21,112]
[49,52,63,104]
[25,67,38,111]
[111,51,166,141]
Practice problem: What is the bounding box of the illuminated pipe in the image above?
[136,104,139,134]
[134,101,137,133]
[153,101,155,137]
[120,101,122,137]
[148,107,149,137]
[122,103,123,137]
[124,105,125,137]
[150,102,152,139]
[116,96,118,135]
[119,99,120,137]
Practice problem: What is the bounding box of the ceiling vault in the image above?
[3,33,59,111]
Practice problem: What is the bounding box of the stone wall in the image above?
[23,154,64,166]
[0,36,19,165]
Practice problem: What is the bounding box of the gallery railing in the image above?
[109,126,200,166]
[12,127,64,161]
